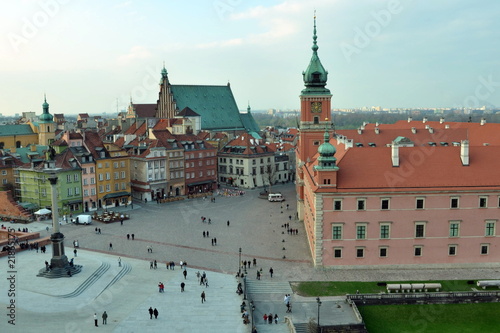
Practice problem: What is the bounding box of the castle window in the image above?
[313,116,319,124]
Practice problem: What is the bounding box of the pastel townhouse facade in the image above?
[218,134,275,189]
[296,19,500,268]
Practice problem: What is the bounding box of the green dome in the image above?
[315,129,338,170]
[39,95,53,123]
[318,141,336,156]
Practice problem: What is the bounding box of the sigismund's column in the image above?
[38,169,82,278]
[47,173,69,269]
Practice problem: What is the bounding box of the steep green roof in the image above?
[170,84,246,131]
[0,124,35,137]
[239,112,260,133]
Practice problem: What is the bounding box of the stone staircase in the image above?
[245,279,293,294]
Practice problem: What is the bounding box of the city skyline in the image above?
[0,0,499,116]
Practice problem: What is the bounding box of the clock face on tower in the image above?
[311,101,322,113]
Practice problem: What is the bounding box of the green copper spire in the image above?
[315,121,338,170]
[39,94,53,123]
[302,14,330,94]
[161,62,168,79]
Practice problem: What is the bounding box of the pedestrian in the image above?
[150,261,154,269]
[118,257,122,267]
[253,258,257,267]
[158,282,162,293]
[274,314,279,324]
[102,311,108,325]
[148,307,153,319]
[269,267,274,278]
[196,271,201,282]
[268,313,273,324]
[120,218,123,225]
[289,215,292,221]
[256,271,260,280]
[95,227,98,234]
[263,313,268,323]
[201,291,206,303]
[109,243,113,250]
[214,237,217,245]
[98,228,101,234]
[183,269,187,279]
[211,238,214,246]
[132,234,135,240]
[206,231,209,237]
[227,220,230,227]
[203,231,206,238]
[73,249,77,257]
[127,233,130,240]
[181,282,185,292]
[153,308,158,319]
[154,260,157,269]
[205,277,209,288]
[93,313,98,327]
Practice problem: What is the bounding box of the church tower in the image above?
[156,64,176,119]
[296,15,333,220]
[38,95,55,146]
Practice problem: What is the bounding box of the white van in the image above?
[268,193,284,202]
[73,215,92,225]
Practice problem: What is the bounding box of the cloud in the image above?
[196,38,244,49]
[116,45,152,65]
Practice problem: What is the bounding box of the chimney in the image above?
[425,125,430,129]
[428,127,434,134]
[445,124,450,129]
[411,127,417,134]
[391,142,399,167]
[375,127,380,134]
[440,117,445,124]
[480,118,486,126]
[423,117,428,123]
[460,140,469,166]
[357,128,363,134]
[407,117,412,122]
[375,122,379,126]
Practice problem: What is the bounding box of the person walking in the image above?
[118,257,122,267]
[153,308,158,319]
[109,243,113,250]
[274,314,279,324]
[102,311,108,325]
[269,267,274,278]
[132,234,135,240]
[183,269,187,279]
[181,282,185,292]
[148,307,153,319]
[201,291,206,303]
[227,220,230,227]
[73,249,77,257]
[127,233,130,240]
[93,313,98,327]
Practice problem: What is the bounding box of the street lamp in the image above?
[238,248,242,276]
[316,297,322,333]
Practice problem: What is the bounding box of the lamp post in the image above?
[238,247,242,276]
[316,297,322,333]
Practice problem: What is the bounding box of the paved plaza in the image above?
[2,183,500,332]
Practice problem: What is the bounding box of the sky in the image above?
[0,0,499,116]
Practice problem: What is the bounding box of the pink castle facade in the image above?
[296,19,500,268]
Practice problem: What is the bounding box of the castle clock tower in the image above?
[38,95,55,146]
[296,16,333,220]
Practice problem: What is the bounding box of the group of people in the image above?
[93,311,108,326]
[148,307,159,319]
[262,313,279,324]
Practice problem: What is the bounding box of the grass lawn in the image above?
[292,280,485,296]
[358,303,500,333]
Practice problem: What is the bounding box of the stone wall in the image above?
[0,191,32,222]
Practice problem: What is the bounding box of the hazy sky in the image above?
[1,0,499,116]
